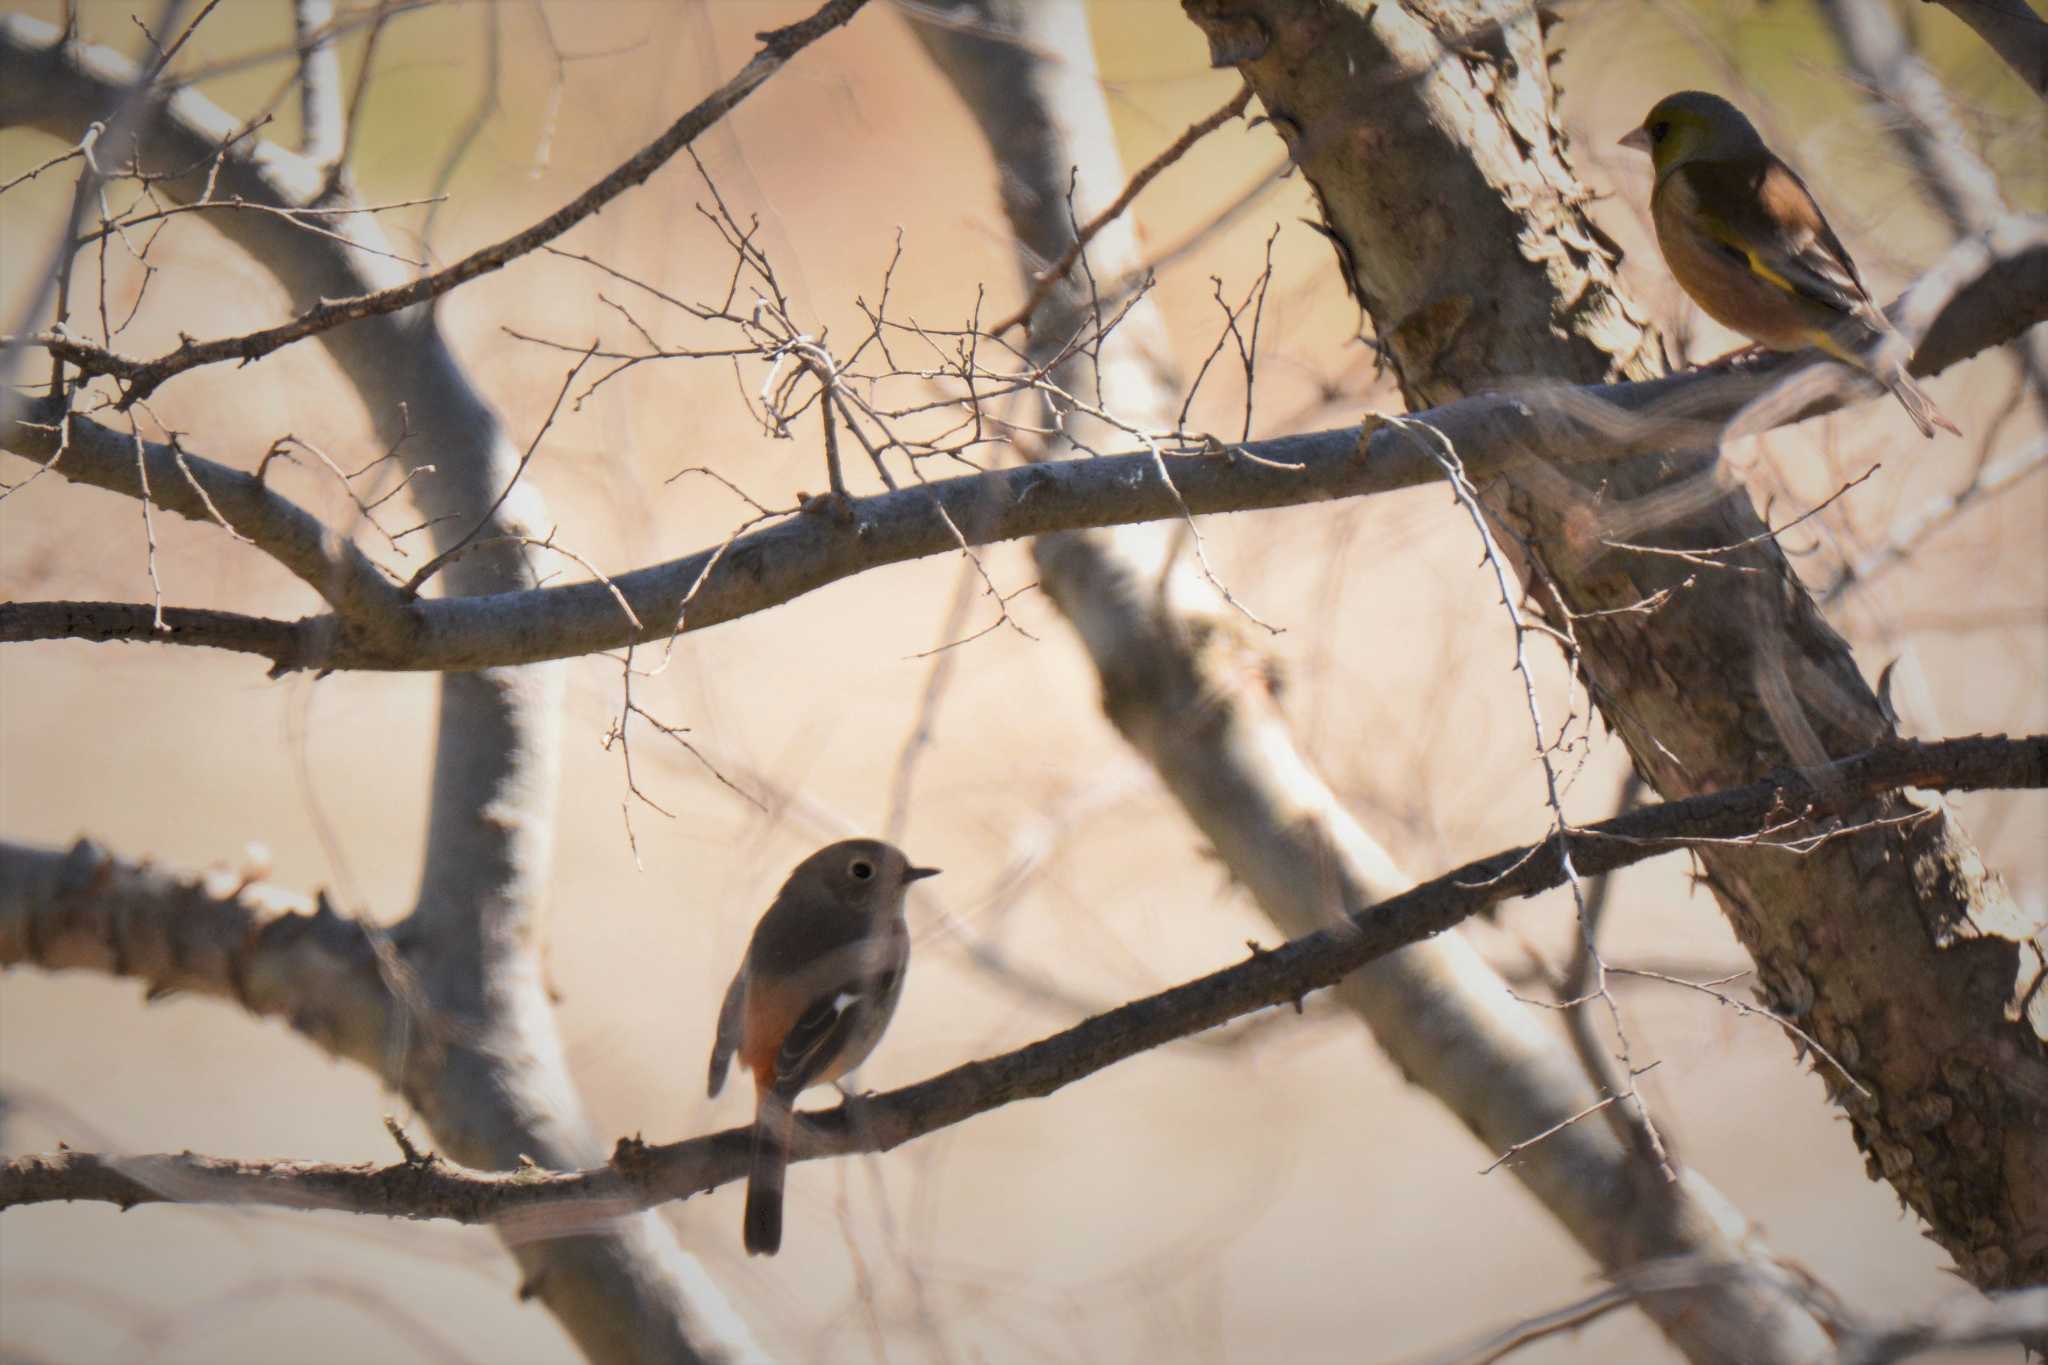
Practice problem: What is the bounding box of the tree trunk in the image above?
[910,2,1838,1359]
[1180,0,2047,1293]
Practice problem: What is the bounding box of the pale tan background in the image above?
[1,1,2043,1362]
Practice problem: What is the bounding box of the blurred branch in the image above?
[5,732,2043,1225]
[1821,437,2047,603]
[1925,0,2048,98]
[1838,1285,2048,1364]
[6,218,2038,672]
[0,838,398,1073]
[291,0,342,164]
[1418,1257,2048,1365]
[1822,0,2048,415]
[0,1,872,406]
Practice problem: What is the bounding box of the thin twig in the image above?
[990,82,1252,336]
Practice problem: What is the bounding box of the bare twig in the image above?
[12,0,875,406]
[988,82,1253,337]
[403,345,595,598]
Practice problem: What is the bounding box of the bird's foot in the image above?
[1701,342,1772,372]
[834,1081,884,1136]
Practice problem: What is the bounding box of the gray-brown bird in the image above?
[707,838,938,1255]
[1621,89,1958,438]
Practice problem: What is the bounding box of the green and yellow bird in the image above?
[1622,90,1958,438]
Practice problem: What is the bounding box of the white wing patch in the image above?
[833,991,862,1014]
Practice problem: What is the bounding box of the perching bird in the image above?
[1621,90,1958,438]
[707,838,938,1255]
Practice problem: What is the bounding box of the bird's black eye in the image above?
[1650,120,1671,143]
[848,858,876,881]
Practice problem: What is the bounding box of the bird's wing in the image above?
[707,964,746,1098]
[1682,157,1878,326]
[770,964,903,1095]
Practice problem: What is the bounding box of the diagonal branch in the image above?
[5,733,2042,1224]
[0,1,870,406]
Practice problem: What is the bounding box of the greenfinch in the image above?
[1622,90,1958,438]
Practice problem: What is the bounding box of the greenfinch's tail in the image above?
[1883,367,1960,440]
[1812,330,1959,439]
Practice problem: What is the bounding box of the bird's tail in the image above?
[1815,327,1960,440]
[744,1093,794,1256]
[1883,366,1960,439]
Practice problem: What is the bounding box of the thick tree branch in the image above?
[0,838,399,1073]
[0,2,871,406]
[4,222,2039,673]
[6,733,2041,1224]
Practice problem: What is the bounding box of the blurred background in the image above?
[1,1,2042,1361]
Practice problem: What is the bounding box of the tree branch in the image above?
[0,1,871,406]
[1822,0,2048,413]
[4,219,2039,673]
[1,407,411,643]
[0,838,399,1073]
[5,733,2041,1224]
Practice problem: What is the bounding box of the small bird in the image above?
[707,838,938,1256]
[1621,90,1958,438]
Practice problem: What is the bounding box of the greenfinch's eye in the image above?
[1650,120,1672,143]
[848,858,876,882]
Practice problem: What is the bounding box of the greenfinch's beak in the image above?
[905,865,941,882]
[1619,126,1651,154]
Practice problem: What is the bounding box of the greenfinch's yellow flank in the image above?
[1622,90,1958,438]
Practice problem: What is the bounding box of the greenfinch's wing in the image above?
[1678,156,1879,327]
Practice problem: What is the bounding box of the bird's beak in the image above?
[905,865,941,882]
[1619,126,1651,154]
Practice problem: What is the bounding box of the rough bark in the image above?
[909,2,1833,1359]
[1179,0,2047,1292]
